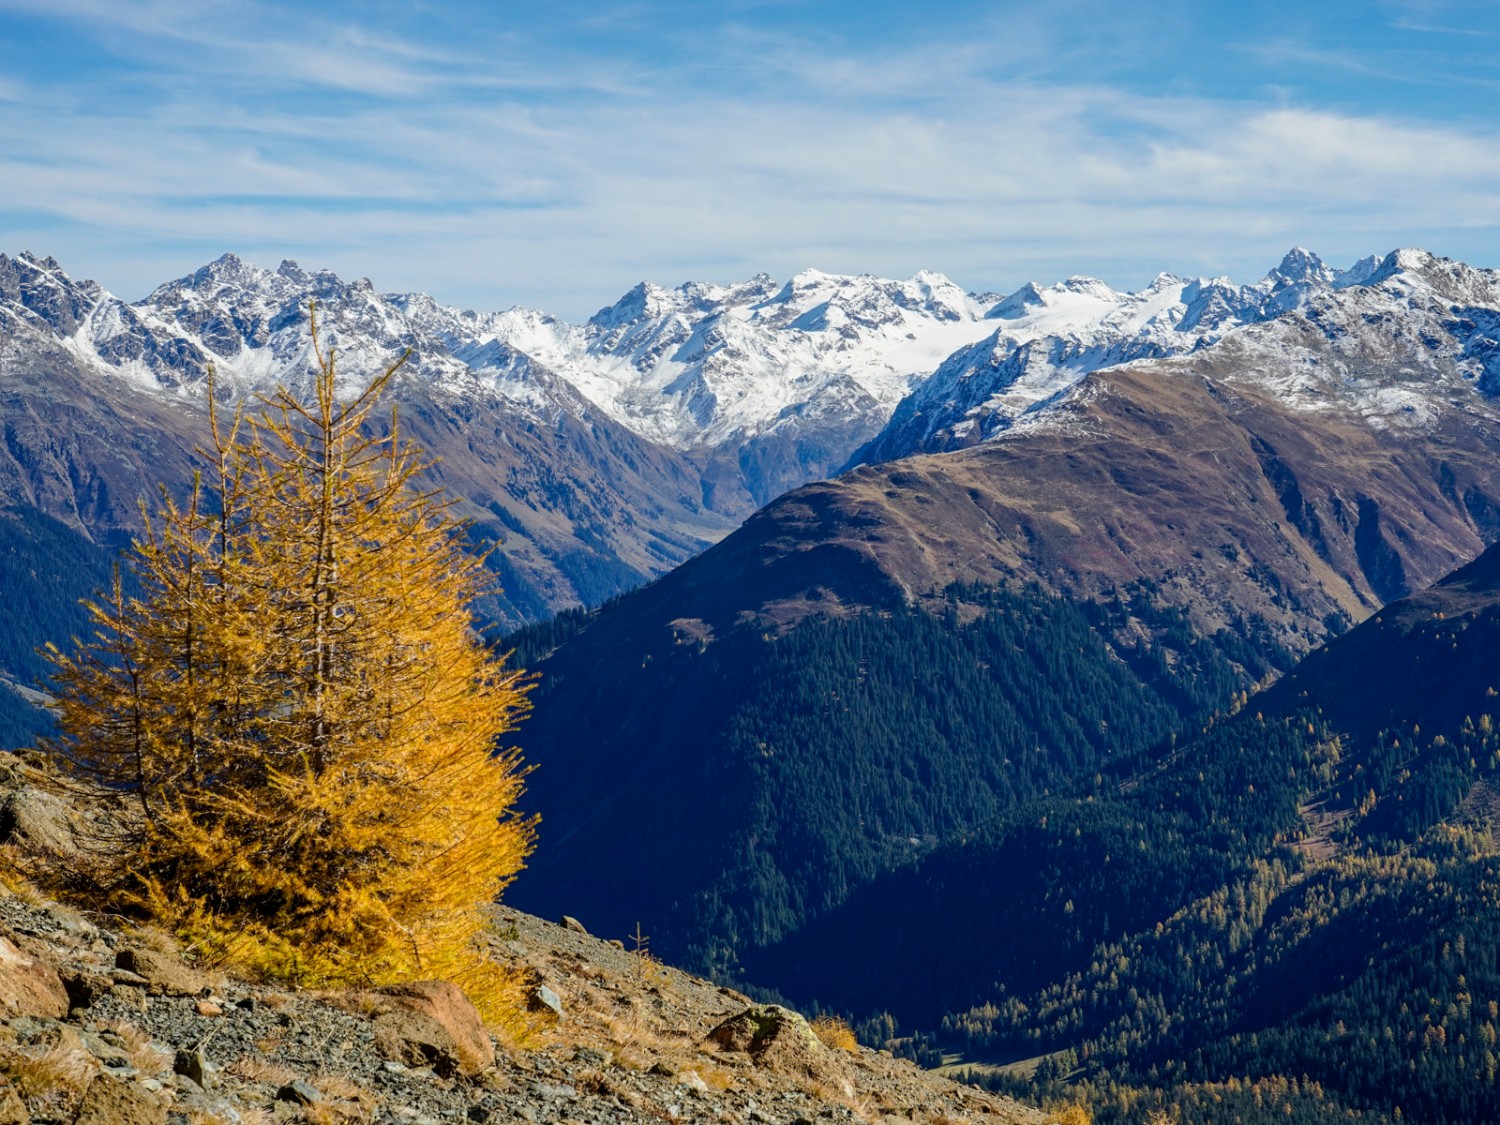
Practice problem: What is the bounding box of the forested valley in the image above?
[749,542,1500,1124]
[506,578,1292,976]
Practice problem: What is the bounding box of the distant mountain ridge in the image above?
[0,251,736,634]
[0,245,1375,624]
[504,245,1500,987]
[851,247,1390,465]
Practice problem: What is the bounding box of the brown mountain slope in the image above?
[621,352,1500,656]
[508,279,1500,967]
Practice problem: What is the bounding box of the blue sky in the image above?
[1,0,1498,316]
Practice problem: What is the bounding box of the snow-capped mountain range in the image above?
[851,247,1380,464]
[4,243,1500,630]
[8,244,1472,474]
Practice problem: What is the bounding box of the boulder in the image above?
[73,1075,166,1125]
[531,985,564,1017]
[173,1047,212,1088]
[276,1079,323,1105]
[114,947,216,998]
[371,980,494,1078]
[57,967,113,1012]
[707,1005,840,1080]
[0,934,67,1019]
[0,778,85,858]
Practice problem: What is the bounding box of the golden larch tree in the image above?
[44,314,535,1012]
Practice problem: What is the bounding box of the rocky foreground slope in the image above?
[0,752,1045,1125]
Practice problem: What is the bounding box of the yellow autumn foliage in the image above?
[44,312,534,1017]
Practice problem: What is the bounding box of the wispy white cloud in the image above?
[2,1,1500,314]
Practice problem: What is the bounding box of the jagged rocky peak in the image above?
[190,251,273,287]
[0,251,108,336]
[988,281,1047,319]
[591,280,707,330]
[1354,246,1500,309]
[754,267,982,332]
[1055,275,1122,301]
[1267,246,1335,287]
[1336,253,1384,289]
[847,245,1495,467]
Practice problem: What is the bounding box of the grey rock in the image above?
[560,915,588,934]
[533,985,563,1017]
[277,1079,323,1105]
[174,1046,212,1087]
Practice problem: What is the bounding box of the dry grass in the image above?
[613,1044,654,1072]
[318,990,386,1019]
[2,1045,96,1100]
[809,1016,858,1052]
[0,850,45,902]
[99,1020,172,1075]
[796,1074,869,1119]
[311,1069,371,1103]
[187,1110,274,1125]
[227,1056,300,1086]
[300,1102,369,1125]
[687,1063,735,1092]
[606,1010,675,1055]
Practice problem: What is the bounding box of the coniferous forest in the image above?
[745,544,1500,1124]
[507,579,1292,976]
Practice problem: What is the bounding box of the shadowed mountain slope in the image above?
[507,257,1500,977]
[751,537,1500,1125]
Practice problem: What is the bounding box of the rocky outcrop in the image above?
[0,934,67,1019]
[707,1005,850,1087]
[0,756,1045,1125]
[369,980,495,1078]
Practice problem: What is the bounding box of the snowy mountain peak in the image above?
[1387,246,1437,272]
[588,281,673,329]
[1055,276,1121,300]
[1268,246,1334,287]
[988,282,1047,320]
[1336,254,1384,289]
[850,246,1477,466]
[1345,248,1500,310]
[12,246,1500,509]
